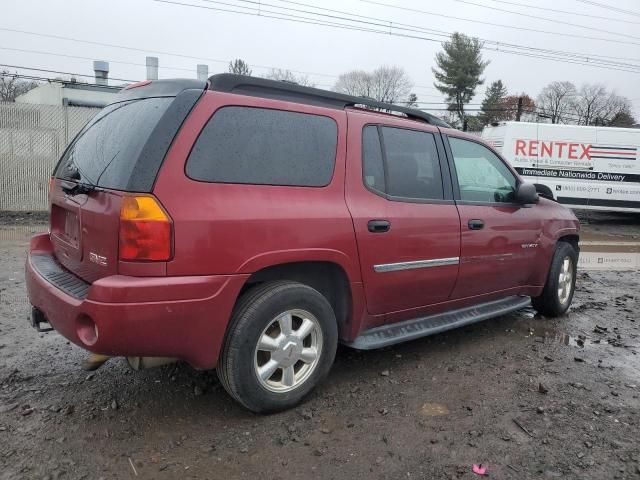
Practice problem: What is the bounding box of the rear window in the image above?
[362,125,444,201]
[55,97,172,190]
[185,106,338,186]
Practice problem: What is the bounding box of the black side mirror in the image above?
[515,182,539,205]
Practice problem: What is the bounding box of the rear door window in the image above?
[186,106,338,186]
[362,125,385,193]
[55,97,172,190]
[362,125,444,201]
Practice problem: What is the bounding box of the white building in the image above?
[15,58,211,107]
[15,61,123,107]
[15,80,122,108]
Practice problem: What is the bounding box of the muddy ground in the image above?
[0,213,639,480]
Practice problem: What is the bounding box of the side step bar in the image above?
[347,296,531,350]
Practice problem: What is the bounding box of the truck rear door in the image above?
[345,110,461,325]
[50,82,204,282]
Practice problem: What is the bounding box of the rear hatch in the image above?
[49,80,204,282]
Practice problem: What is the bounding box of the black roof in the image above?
[208,74,450,128]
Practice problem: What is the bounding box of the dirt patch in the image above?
[0,211,49,226]
[1,222,639,479]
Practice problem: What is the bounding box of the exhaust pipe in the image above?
[127,356,177,370]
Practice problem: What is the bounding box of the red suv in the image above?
[26,75,580,412]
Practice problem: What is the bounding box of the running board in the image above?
[347,296,531,350]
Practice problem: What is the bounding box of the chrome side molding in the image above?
[373,257,460,273]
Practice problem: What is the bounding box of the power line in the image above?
[0,46,203,75]
[152,0,640,72]
[193,0,640,68]
[0,26,438,91]
[450,0,640,41]
[0,26,337,80]
[479,0,640,25]
[241,0,640,62]
[1,72,624,124]
[0,71,122,90]
[226,0,640,48]
[0,43,445,95]
[573,0,640,19]
[485,45,640,74]
[2,0,638,109]
[0,63,138,83]
[357,0,640,47]
[0,65,446,100]
[3,0,640,81]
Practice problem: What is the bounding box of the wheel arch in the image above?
[238,261,353,339]
[558,233,580,253]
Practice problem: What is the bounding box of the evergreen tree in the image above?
[406,93,418,107]
[479,80,508,125]
[433,33,489,126]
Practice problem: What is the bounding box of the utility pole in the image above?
[515,96,523,122]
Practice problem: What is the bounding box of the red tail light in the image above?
[119,195,172,261]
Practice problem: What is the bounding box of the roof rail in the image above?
[207,74,450,128]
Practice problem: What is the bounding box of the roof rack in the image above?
[207,74,450,128]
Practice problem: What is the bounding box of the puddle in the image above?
[543,332,609,348]
[419,402,450,417]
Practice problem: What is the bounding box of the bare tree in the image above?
[536,81,576,124]
[265,68,314,87]
[572,84,632,126]
[228,59,252,76]
[0,71,39,102]
[370,66,412,104]
[333,66,413,104]
[333,70,372,97]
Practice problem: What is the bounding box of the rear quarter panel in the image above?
[153,91,361,282]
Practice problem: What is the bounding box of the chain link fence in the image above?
[0,102,99,211]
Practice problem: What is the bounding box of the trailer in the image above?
[482,121,640,212]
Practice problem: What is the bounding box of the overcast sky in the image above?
[2,0,639,117]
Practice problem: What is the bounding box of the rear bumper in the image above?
[25,233,248,369]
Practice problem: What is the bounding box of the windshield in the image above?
[55,97,172,190]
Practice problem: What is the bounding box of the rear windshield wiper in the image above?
[60,160,102,196]
[61,182,102,196]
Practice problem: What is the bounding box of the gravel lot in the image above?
[1,213,639,480]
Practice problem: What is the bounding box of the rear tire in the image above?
[218,281,338,413]
[532,242,578,317]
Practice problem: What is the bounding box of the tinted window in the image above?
[186,107,337,186]
[55,97,172,190]
[381,127,444,200]
[449,137,516,203]
[362,126,385,193]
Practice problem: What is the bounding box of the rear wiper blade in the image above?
[61,182,103,196]
[61,159,102,196]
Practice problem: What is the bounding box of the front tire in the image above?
[532,242,578,317]
[218,281,338,413]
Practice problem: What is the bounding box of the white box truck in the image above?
[481,121,640,212]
